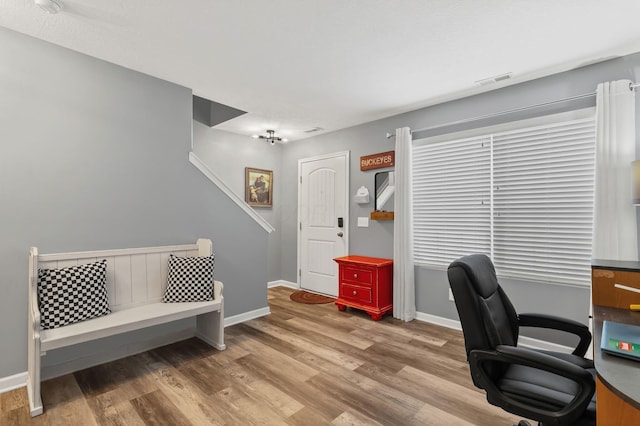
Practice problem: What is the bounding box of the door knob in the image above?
[337,232,344,237]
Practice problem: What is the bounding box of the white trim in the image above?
[189,152,275,234]
[518,336,574,354]
[268,280,299,289]
[414,312,574,353]
[0,372,27,394]
[297,151,350,295]
[224,307,271,328]
[415,312,462,331]
[38,242,199,262]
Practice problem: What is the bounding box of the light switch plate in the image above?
[357,217,369,227]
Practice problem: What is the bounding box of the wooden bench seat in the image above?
[40,290,223,352]
[28,238,225,417]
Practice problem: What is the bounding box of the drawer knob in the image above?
[354,273,358,279]
[353,290,357,295]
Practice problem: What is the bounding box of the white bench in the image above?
[27,238,225,416]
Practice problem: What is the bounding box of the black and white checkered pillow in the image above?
[162,254,215,303]
[37,260,111,330]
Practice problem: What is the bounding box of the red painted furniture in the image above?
[333,256,393,320]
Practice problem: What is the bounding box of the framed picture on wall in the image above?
[245,167,273,207]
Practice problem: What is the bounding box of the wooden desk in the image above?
[592,306,640,424]
[592,261,640,424]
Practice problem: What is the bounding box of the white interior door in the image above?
[298,151,349,296]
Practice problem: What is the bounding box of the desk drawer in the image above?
[340,283,372,305]
[592,268,640,309]
[341,266,373,285]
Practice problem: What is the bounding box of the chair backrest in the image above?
[447,254,519,380]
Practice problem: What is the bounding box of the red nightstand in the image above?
[333,256,393,320]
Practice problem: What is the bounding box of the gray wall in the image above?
[0,27,269,378]
[281,53,640,344]
[192,125,282,282]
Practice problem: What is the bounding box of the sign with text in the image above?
[360,151,395,171]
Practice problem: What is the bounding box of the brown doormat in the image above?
[290,290,335,304]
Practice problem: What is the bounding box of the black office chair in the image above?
[447,254,596,426]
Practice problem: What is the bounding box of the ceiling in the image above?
[3,1,640,142]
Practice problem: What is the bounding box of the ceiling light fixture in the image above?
[252,130,288,145]
[35,0,63,14]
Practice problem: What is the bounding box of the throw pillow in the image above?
[162,254,215,303]
[38,259,110,330]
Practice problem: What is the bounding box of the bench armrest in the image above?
[214,280,224,301]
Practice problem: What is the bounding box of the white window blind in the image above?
[413,135,492,265]
[413,113,596,287]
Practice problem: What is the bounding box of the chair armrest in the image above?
[518,313,591,356]
[470,345,594,426]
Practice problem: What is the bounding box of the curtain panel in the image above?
[393,127,416,321]
[593,80,638,261]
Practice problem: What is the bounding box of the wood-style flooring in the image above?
[0,286,524,425]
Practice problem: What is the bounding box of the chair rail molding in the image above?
[189,152,275,234]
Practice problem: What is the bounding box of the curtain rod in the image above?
[387,81,638,139]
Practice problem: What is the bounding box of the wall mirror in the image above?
[374,171,395,212]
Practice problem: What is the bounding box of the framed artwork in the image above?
[245,167,273,207]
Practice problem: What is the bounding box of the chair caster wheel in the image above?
[515,421,532,426]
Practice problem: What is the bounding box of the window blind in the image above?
[412,114,595,287]
[492,118,595,286]
[413,135,492,266]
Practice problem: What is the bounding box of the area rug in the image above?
[289,290,335,304]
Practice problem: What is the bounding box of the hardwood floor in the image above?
[1,287,524,425]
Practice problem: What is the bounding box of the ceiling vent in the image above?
[474,72,512,86]
[304,127,324,133]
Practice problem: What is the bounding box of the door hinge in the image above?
[300,222,302,230]
[300,176,302,184]
[299,269,301,277]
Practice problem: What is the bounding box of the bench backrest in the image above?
[31,239,212,312]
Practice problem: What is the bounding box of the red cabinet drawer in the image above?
[342,266,373,285]
[340,283,372,304]
[334,255,393,321]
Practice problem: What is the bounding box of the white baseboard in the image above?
[0,372,27,394]
[517,335,574,354]
[224,307,271,328]
[414,311,574,353]
[268,280,299,289]
[415,312,462,331]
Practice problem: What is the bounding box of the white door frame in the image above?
[297,150,350,289]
